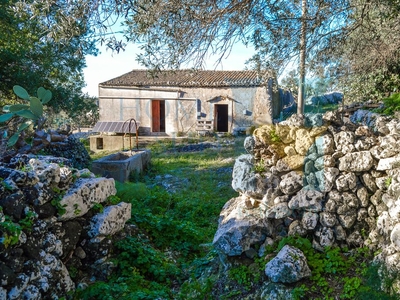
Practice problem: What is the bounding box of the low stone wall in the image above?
[0,155,131,299]
[213,111,400,289]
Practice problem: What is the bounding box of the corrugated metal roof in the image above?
[99,69,268,88]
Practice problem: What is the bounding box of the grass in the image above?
[75,136,243,299]
[76,136,398,300]
[304,103,339,114]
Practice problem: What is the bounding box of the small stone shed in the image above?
[91,69,293,151]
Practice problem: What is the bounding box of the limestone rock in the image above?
[275,124,294,144]
[231,154,265,198]
[314,155,335,171]
[280,114,305,127]
[315,167,339,192]
[323,110,343,126]
[314,226,335,249]
[335,172,357,192]
[315,134,335,155]
[302,211,319,230]
[309,125,328,137]
[361,173,378,192]
[320,212,337,227]
[338,151,375,172]
[265,245,311,283]
[305,113,324,127]
[258,282,295,300]
[58,177,117,221]
[295,129,314,155]
[276,155,305,172]
[334,131,355,154]
[244,136,255,154]
[288,188,324,212]
[265,202,293,219]
[88,202,132,238]
[377,155,400,171]
[357,187,370,207]
[288,220,307,237]
[253,124,280,145]
[338,214,357,229]
[213,196,273,256]
[391,223,400,250]
[279,171,303,195]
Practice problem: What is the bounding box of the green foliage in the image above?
[106,195,121,205]
[18,210,37,232]
[254,159,265,173]
[79,171,92,178]
[51,199,67,216]
[304,103,339,114]
[0,178,13,191]
[275,236,397,300]
[116,235,181,281]
[228,265,259,291]
[292,284,309,299]
[92,203,104,213]
[51,189,67,216]
[378,93,400,116]
[1,85,52,147]
[269,129,281,143]
[341,276,362,299]
[0,216,22,248]
[385,177,392,188]
[73,203,82,216]
[78,138,241,299]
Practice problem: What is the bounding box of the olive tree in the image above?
[18,0,400,110]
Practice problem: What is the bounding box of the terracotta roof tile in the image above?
[100,69,268,88]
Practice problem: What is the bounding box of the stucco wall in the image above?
[98,82,275,135]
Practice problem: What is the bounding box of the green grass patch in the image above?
[75,137,242,299]
[304,103,339,114]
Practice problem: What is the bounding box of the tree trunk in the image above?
[297,0,307,115]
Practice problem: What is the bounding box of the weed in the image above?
[269,129,281,143]
[106,195,121,205]
[73,203,81,216]
[228,265,256,291]
[76,138,241,299]
[51,195,67,216]
[0,216,22,248]
[341,276,362,299]
[378,93,400,116]
[277,236,377,299]
[254,159,265,173]
[0,178,13,191]
[385,177,392,188]
[19,210,36,231]
[292,284,309,299]
[92,203,104,213]
[80,172,92,178]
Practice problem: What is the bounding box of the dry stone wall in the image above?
[213,110,400,288]
[0,154,131,299]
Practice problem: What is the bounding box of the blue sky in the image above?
[82,42,255,97]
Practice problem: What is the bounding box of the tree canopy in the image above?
[6,0,400,107]
[0,0,98,128]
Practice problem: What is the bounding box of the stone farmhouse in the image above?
[91,69,293,151]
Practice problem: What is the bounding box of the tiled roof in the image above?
[100,69,268,88]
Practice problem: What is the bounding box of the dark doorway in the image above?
[152,100,165,132]
[214,104,229,132]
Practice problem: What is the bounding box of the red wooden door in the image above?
[152,100,161,132]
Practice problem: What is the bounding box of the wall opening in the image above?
[214,104,229,132]
[152,100,166,132]
[96,137,103,149]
